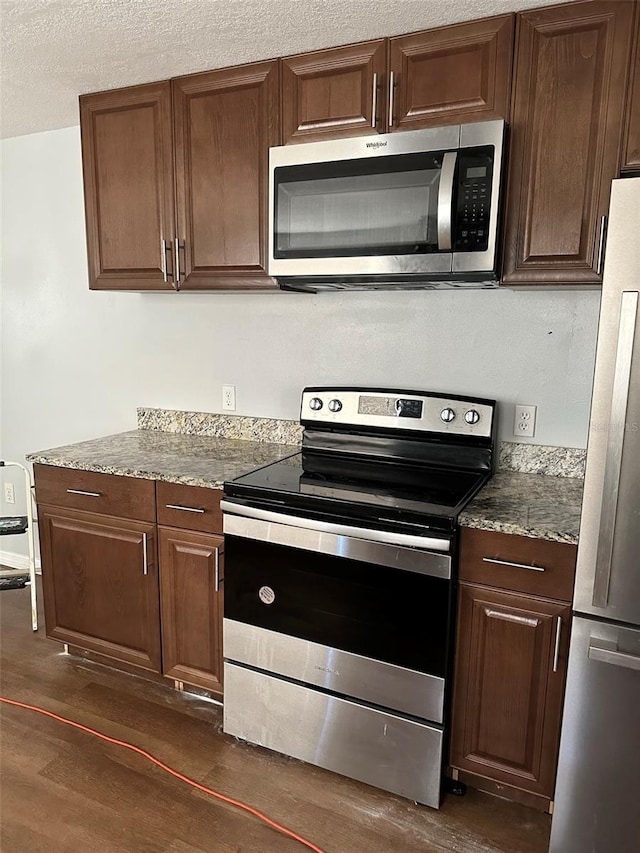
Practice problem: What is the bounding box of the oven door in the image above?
[222,504,453,722]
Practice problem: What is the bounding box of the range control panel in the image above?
[301,388,495,439]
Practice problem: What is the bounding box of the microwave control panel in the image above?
[453,148,494,253]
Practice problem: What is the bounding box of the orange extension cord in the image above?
[0,695,326,853]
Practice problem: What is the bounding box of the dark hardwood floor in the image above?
[0,580,551,852]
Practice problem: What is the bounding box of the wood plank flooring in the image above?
[0,581,551,852]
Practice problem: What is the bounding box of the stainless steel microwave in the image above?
[268,120,505,291]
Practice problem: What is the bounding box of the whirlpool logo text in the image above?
[365,140,388,149]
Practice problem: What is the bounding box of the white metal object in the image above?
[514,404,537,437]
[222,385,236,411]
[0,461,38,631]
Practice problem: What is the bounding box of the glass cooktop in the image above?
[224,451,488,534]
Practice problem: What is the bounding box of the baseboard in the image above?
[0,549,41,573]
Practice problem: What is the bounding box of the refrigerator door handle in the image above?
[588,637,640,672]
[592,290,639,608]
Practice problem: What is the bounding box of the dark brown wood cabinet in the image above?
[39,504,161,671]
[280,16,514,143]
[173,62,279,289]
[35,466,227,694]
[159,526,224,695]
[502,0,634,286]
[388,15,514,132]
[451,584,570,804]
[622,10,640,174]
[451,527,577,810]
[80,61,279,292]
[80,82,176,291]
[281,40,387,143]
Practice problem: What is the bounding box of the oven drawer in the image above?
[157,482,223,534]
[459,528,577,602]
[224,619,445,723]
[33,464,155,522]
[223,662,444,808]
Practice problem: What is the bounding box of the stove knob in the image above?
[465,409,480,425]
[309,397,323,411]
[440,407,456,423]
[328,399,342,413]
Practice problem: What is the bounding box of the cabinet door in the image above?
[39,505,161,671]
[281,40,387,143]
[173,61,280,290]
[159,527,224,694]
[622,11,640,174]
[388,15,514,132]
[451,584,570,798]
[80,82,176,291]
[503,0,634,286]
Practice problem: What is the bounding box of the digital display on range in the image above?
[358,395,423,419]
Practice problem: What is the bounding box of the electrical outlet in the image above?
[514,404,537,438]
[222,384,236,412]
[4,483,15,504]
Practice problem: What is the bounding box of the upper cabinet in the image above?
[173,62,279,290]
[502,0,634,287]
[622,10,640,174]
[80,61,280,291]
[281,40,387,144]
[280,15,514,144]
[80,83,176,291]
[388,15,514,132]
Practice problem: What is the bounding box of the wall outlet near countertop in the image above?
[514,404,537,438]
[4,482,15,504]
[222,385,236,412]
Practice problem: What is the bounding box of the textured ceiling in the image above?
[1,0,557,139]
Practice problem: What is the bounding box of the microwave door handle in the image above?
[437,152,457,251]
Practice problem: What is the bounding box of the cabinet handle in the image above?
[165,503,205,514]
[597,215,607,275]
[371,72,378,129]
[482,557,545,572]
[175,238,182,287]
[214,546,220,592]
[552,615,562,673]
[388,70,395,128]
[66,488,101,497]
[142,532,148,576]
[161,238,168,283]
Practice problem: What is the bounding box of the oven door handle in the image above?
[221,500,452,579]
[437,151,457,251]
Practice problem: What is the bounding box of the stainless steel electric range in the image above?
[221,387,497,808]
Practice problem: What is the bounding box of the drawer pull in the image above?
[482,557,545,573]
[165,504,206,514]
[552,615,562,673]
[66,488,101,498]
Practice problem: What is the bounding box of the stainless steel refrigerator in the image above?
[550,177,640,852]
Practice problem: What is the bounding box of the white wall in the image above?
[1,126,601,556]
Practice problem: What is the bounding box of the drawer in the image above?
[156,481,223,534]
[459,527,577,602]
[34,464,155,522]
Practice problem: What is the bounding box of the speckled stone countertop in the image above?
[459,471,584,545]
[26,430,298,489]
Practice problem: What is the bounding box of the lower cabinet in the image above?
[39,504,162,671]
[35,465,225,695]
[450,527,577,810]
[158,526,224,695]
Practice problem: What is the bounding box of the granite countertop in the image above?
[26,430,299,489]
[459,471,584,545]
